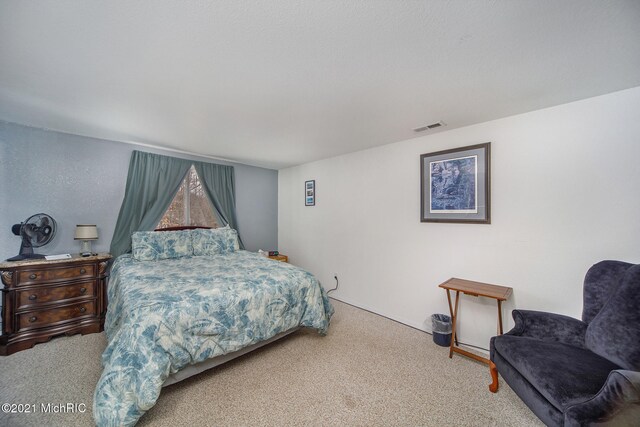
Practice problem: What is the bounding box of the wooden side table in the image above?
[438,277,512,392]
[268,254,288,263]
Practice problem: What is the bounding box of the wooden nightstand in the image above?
[268,254,288,263]
[0,253,111,355]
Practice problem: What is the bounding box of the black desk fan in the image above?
[7,213,57,261]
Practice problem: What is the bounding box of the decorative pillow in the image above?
[220,225,240,251]
[131,230,193,261]
[192,227,239,256]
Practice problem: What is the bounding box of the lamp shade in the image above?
[74,224,98,240]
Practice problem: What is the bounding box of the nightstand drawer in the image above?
[17,264,95,286]
[17,301,96,331]
[16,281,95,310]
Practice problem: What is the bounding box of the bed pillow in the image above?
[221,225,241,251]
[192,227,239,256]
[131,230,193,261]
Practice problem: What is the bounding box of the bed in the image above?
[93,228,333,427]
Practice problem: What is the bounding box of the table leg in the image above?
[497,300,503,335]
[445,289,453,320]
[445,289,458,346]
[449,290,460,358]
[489,300,504,393]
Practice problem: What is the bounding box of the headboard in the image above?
[153,226,212,232]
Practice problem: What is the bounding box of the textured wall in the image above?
[278,87,640,351]
[0,121,278,260]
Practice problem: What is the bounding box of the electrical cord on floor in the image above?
[444,336,490,353]
[326,274,339,294]
[459,341,490,353]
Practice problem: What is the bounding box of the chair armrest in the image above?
[564,370,640,427]
[507,309,588,348]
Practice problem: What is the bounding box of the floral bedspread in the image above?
[93,251,333,427]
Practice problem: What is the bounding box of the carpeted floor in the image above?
[0,300,542,427]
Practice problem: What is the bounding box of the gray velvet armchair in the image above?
[490,260,640,426]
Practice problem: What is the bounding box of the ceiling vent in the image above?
[413,121,446,133]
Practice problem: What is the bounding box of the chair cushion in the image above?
[493,335,620,411]
[585,264,640,371]
[491,342,564,427]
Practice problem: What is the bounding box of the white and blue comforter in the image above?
[93,251,333,427]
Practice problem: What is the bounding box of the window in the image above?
[157,166,219,229]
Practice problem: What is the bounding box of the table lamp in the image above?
[74,224,98,256]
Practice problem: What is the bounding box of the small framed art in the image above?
[305,180,315,206]
[420,142,491,223]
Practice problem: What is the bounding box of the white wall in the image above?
[278,87,640,351]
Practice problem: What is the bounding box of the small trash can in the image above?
[431,313,452,347]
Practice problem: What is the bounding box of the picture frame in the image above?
[420,142,490,223]
[305,180,315,206]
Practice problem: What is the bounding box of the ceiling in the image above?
[1,1,639,169]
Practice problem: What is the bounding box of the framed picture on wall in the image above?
[305,180,315,206]
[420,142,491,223]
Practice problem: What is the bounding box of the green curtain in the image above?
[193,162,244,249]
[110,150,243,258]
[110,151,191,258]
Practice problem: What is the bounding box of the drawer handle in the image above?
[29,273,37,280]
[80,287,87,294]
[79,268,87,274]
[79,307,86,313]
[28,294,37,301]
[29,316,37,323]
